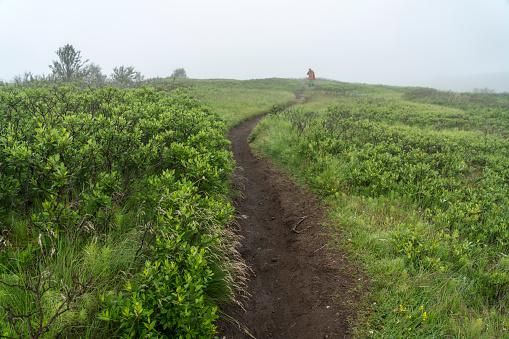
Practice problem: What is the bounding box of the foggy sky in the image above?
[1,0,509,92]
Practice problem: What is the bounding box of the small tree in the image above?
[171,68,187,81]
[82,63,107,86]
[111,66,144,88]
[49,44,90,82]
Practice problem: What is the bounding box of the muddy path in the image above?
[218,101,360,338]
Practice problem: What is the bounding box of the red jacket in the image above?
[307,70,315,80]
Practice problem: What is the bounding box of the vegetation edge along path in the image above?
[218,97,361,338]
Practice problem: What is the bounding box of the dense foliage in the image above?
[251,81,509,337]
[0,85,239,337]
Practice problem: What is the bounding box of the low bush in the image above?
[0,85,241,337]
[250,85,509,337]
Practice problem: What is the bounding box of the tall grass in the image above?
[0,203,153,337]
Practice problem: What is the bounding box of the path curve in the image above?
[218,102,358,338]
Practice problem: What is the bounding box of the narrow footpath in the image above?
[218,106,360,338]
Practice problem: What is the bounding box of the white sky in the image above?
[1,0,509,91]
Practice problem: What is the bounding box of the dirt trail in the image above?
[218,98,359,338]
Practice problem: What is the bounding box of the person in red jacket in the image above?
[307,68,315,87]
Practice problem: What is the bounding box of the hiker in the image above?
[307,68,315,87]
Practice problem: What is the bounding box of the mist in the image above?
[1,0,508,92]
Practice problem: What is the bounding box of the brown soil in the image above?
[217,106,361,338]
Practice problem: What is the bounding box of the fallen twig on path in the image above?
[292,216,312,234]
[314,244,327,252]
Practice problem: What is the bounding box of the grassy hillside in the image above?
[147,77,303,128]
[3,76,507,338]
[250,79,509,338]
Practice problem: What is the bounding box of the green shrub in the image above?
[250,86,509,337]
[0,84,238,337]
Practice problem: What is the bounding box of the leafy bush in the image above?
[0,84,239,337]
[250,86,509,337]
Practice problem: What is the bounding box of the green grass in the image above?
[188,78,303,128]
[248,80,509,338]
[198,87,295,128]
[0,207,147,337]
[145,77,304,128]
[5,77,508,337]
